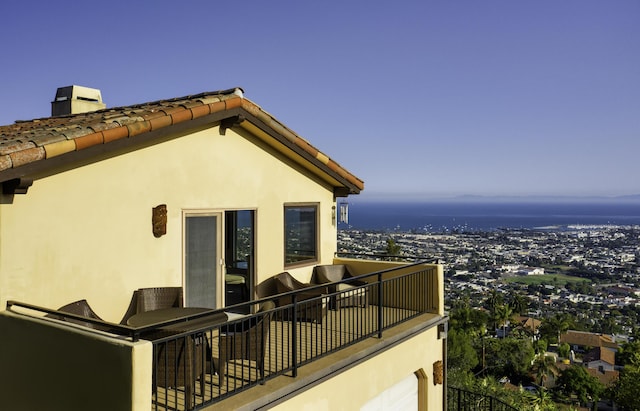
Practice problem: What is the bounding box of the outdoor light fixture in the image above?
[438,322,447,340]
[152,204,167,238]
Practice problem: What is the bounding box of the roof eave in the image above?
[0,96,363,197]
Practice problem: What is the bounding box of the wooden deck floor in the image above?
[151,305,420,410]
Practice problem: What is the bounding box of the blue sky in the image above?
[1,1,638,200]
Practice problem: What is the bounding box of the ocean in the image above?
[338,201,640,232]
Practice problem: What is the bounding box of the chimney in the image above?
[51,85,106,116]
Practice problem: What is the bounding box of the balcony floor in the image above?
[152,305,440,410]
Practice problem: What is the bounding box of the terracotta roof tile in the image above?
[10,146,45,167]
[0,87,364,193]
[169,108,192,125]
[0,155,12,171]
[44,139,76,158]
[0,141,34,156]
[74,132,104,150]
[102,126,129,143]
[190,104,211,119]
[61,127,91,140]
[148,115,173,131]
[30,132,66,147]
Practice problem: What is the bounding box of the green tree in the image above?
[495,303,514,338]
[450,297,489,334]
[531,354,558,387]
[539,313,573,344]
[384,237,401,260]
[509,293,529,315]
[558,342,571,359]
[607,355,640,411]
[534,339,548,356]
[617,341,640,366]
[556,365,604,409]
[524,387,557,411]
[486,289,504,316]
[484,337,535,383]
[447,329,479,372]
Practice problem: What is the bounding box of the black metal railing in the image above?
[147,262,439,410]
[448,386,519,411]
[7,262,439,411]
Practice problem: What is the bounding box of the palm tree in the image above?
[509,293,529,316]
[532,354,559,388]
[541,313,572,344]
[486,289,504,330]
[527,386,556,411]
[495,303,513,338]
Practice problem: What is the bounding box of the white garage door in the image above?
[360,373,418,411]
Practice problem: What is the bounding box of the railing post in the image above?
[291,293,298,378]
[377,272,383,338]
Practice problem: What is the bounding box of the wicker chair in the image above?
[273,272,327,323]
[312,264,369,309]
[217,300,275,386]
[118,290,140,325]
[136,287,183,313]
[47,299,110,330]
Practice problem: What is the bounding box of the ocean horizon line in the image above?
[338,200,640,232]
[346,194,640,204]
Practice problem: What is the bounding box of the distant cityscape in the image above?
[338,224,640,408]
[338,224,640,333]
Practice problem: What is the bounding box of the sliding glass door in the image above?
[184,213,223,309]
[184,210,255,310]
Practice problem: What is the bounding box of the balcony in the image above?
[2,259,445,411]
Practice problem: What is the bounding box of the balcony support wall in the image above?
[0,310,152,411]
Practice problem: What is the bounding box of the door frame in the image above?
[182,210,225,308]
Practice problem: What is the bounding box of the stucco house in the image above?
[0,87,447,410]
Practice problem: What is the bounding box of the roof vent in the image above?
[51,85,106,116]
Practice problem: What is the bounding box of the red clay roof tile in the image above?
[169,109,192,125]
[10,146,45,167]
[74,132,104,150]
[102,126,129,143]
[0,87,364,193]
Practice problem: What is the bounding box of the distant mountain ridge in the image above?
[450,194,640,203]
[357,193,640,204]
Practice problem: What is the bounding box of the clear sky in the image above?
[1,1,638,200]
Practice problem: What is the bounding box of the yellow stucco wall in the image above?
[0,124,339,321]
[269,326,445,411]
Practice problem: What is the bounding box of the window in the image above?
[284,204,318,266]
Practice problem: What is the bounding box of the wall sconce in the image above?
[438,322,448,340]
[433,360,444,385]
[152,204,167,238]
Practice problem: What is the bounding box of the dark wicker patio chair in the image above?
[118,290,140,325]
[47,299,110,330]
[217,300,275,386]
[312,264,369,309]
[273,272,327,323]
[137,287,183,313]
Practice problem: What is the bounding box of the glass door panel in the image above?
[185,213,222,309]
[224,210,255,309]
